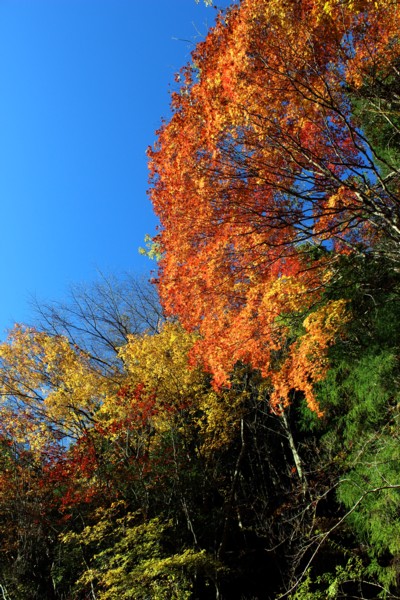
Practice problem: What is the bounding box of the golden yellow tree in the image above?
[0,325,115,452]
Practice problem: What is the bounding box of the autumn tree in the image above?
[148,0,400,410]
[0,274,164,598]
[146,4,400,594]
[0,324,117,598]
[46,322,249,599]
[0,308,259,597]
[52,322,320,600]
[0,325,114,452]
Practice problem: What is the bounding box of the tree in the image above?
[0,309,263,597]
[0,325,112,451]
[32,271,163,375]
[0,438,64,599]
[60,505,220,600]
[278,254,400,598]
[0,275,164,598]
[148,0,400,409]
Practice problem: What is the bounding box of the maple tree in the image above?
[148,0,400,410]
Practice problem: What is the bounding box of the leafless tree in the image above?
[31,271,164,375]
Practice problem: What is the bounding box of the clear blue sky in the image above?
[0,0,231,337]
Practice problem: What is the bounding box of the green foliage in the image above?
[287,557,368,600]
[318,349,398,437]
[338,418,400,568]
[138,233,163,261]
[306,256,400,595]
[353,75,400,178]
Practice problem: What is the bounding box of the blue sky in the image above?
[0,0,231,337]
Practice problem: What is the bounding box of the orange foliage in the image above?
[148,0,399,409]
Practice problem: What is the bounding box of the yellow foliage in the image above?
[62,502,220,600]
[0,325,115,450]
[118,323,202,403]
[111,323,246,453]
[270,300,350,413]
[0,323,247,458]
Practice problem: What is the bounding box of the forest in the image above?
[0,0,399,597]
